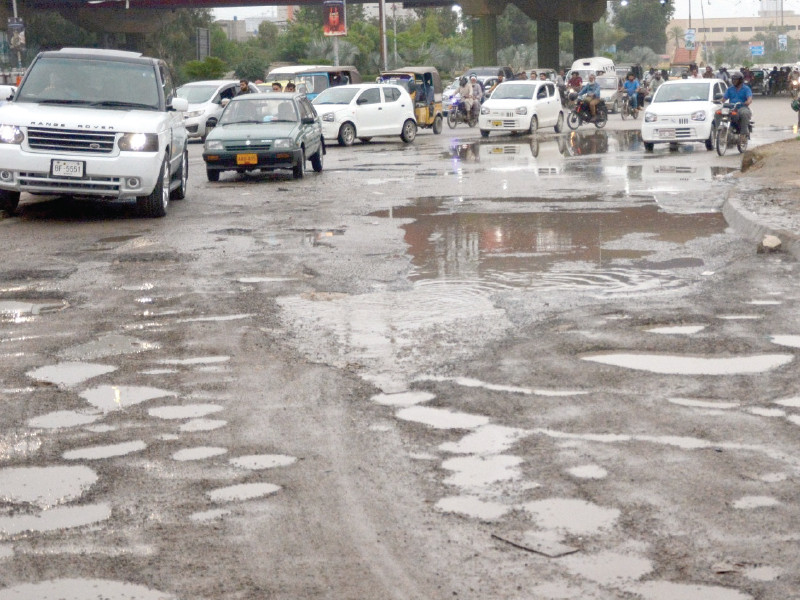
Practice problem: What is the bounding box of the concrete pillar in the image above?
[573,21,594,59]
[537,18,559,69]
[472,15,497,66]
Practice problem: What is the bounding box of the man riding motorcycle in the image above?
[577,73,602,118]
[723,70,753,139]
[622,72,640,111]
[457,76,476,120]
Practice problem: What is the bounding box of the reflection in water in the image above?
[371,200,726,288]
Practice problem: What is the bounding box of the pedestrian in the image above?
[285,81,296,92]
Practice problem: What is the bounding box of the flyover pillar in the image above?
[459,0,508,66]
[537,19,559,69]
[573,21,595,59]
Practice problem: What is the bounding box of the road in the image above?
[1,96,799,600]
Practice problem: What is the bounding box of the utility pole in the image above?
[392,3,398,68]
[379,0,388,72]
[11,0,21,70]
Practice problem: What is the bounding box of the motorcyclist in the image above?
[567,71,583,89]
[650,70,665,94]
[723,71,753,139]
[487,69,505,96]
[577,73,602,118]
[469,74,484,117]
[622,72,640,111]
[457,76,476,120]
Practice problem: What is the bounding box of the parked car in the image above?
[641,78,727,152]
[0,47,188,217]
[202,92,324,181]
[176,79,260,141]
[312,83,417,146]
[478,79,564,137]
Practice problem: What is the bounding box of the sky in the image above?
[212,1,796,23]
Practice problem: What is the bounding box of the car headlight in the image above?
[480,106,490,115]
[185,110,204,118]
[0,124,23,144]
[118,133,158,152]
[205,140,223,151]
[691,111,706,121]
[322,113,335,122]
[644,112,658,123]
[273,138,294,149]
[515,107,528,116]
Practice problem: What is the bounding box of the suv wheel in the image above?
[137,158,169,218]
[170,150,188,200]
[0,190,20,215]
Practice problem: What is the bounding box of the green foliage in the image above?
[25,10,97,55]
[182,56,227,81]
[497,5,536,48]
[594,17,626,54]
[149,9,215,72]
[610,0,674,53]
[234,48,269,82]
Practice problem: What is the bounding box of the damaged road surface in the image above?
[1,105,799,600]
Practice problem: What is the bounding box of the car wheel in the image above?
[480,129,490,138]
[401,119,417,143]
[705,127,715,151]
[137,157,169,218]
[554,111,564,133]
[528,115,538,135]
[170,150,188,200]
[0,189,20,215]
[338,123,356,146]
[359,137,372,143]
[310,147,323,172]
[433,114,443,134]
[206,169,220,182]
[643,142,654,152]
[293,148,306,179]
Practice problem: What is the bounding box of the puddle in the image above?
[747,299,782,305]
[0,299,66,318]
[646,325,706,335]
[732,496,780,509]
[759,472,788,483]
[238,277,296,283]
[179,418,227,432]
[229,454,297,470]
[416,375,534,395]
[0,503,111,537]
[63,440,146,460]
[567,464,608,479]
[435,496,510,520]
[396,406,490,430]
[522,498,620,535]
[0,578,175,600]
[770,334,800,348]
[59,334,159,360]
[371,391,436,407]
[747,407,785,417]
[27,362,117,387]
[176,315,253,323]
[139,369,179,375]
[717,315,762,320]
[668,398,739,410]
[774,396,800,407]
[0,465,97,506]
[582,353,793,375]
[148,404,224,420]
[442,455,523,489]
[28,410,101,429]
[370,200,725,290]
[631,581,753,600]
[206,482,281,503]
[561,550,653,585]
[439,425,529,455]
[172,447,228,461]
[190,508,231,522]
[80,385,176,412]
[158,356,230,365]
[743,566,782,581]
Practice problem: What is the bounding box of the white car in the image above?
[641,78,727,152]
[176,80,259,141]
[478,80,564,137]
[312,83,417,146]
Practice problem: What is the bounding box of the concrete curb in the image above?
[723,193,800,260]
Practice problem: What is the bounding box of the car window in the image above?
[313,87,359,105]
[219,85,236,102]
[297,98,313,119]
[545,83,555,97]
[383,87,400,102]
[358,87,381,105]
[536,85,547,99]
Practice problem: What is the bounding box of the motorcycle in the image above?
[447,97,478,128]
[620,93,640,120]
[566,94,608,130]
[715,102,753,156]
[791,78,800,100]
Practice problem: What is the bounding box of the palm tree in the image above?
[668,24,684,51]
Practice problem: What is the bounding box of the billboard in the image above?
[7,17,25,53]
[323,0,347,37]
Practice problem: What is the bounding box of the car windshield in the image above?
[597,77,618,89]
[16,56,160,109]
[653,82,710,102]
[490,84,535,100]
[312,87,359,105]
[220,97,297,124]
[176,84,219,103]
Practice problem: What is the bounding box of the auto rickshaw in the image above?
[378,67,443,134]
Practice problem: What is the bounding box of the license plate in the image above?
[236,153,258,165]
[658,129,675,138]
[51,159,84,178]
[492,120,503,127]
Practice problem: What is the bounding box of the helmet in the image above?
[460,77,468,87]
[731,71,744,82]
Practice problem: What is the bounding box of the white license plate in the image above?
[51,160,84,178]
[658,129,675,138]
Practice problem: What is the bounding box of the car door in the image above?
[543,82,560,125]
[353,87,383,135]
[534,83,550,124]
[380,86,406,131]
[298,96,322,155]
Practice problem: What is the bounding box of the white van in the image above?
[569,57,616,82]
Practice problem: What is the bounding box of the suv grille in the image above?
[27,127,117,153]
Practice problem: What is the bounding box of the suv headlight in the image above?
[515,107,528,115]
[0,125,23,144]
[644,112,658,123]
[691,111,706,121]
[273,138,294,150]
[118,133,158,152]
[205,140,223,151]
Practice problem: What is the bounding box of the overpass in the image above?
[8,0,608,68]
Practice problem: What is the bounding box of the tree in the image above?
[667,24,685,50]
[182,56,227,80]
[713,36,750,66]
[497,5,536,48]
[234,48,269,82]
[610,0,674,52]
[594,17,626,54]
[618,46,661,67]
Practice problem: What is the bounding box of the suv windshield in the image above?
[653,82,710,102]
[312,87,358,105]
[16,56,160,109]
[176,84,219,103]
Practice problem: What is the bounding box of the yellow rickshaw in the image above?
[378,67,443,134]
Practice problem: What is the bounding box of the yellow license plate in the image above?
[492,120,503,126]
[236,153,258,165]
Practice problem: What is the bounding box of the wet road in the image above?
[1,97,800,600]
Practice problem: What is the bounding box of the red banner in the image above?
[323,0,347,37]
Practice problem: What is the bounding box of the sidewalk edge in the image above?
[722,194,800,260]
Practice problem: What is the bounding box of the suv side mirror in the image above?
[301,116,316,125]
[170,97,188,112]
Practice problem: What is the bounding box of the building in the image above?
[216,6,297,41]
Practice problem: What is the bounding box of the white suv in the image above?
[176,79,260,141]
[0,48,189,217]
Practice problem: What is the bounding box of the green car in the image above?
[203,92,325,181]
